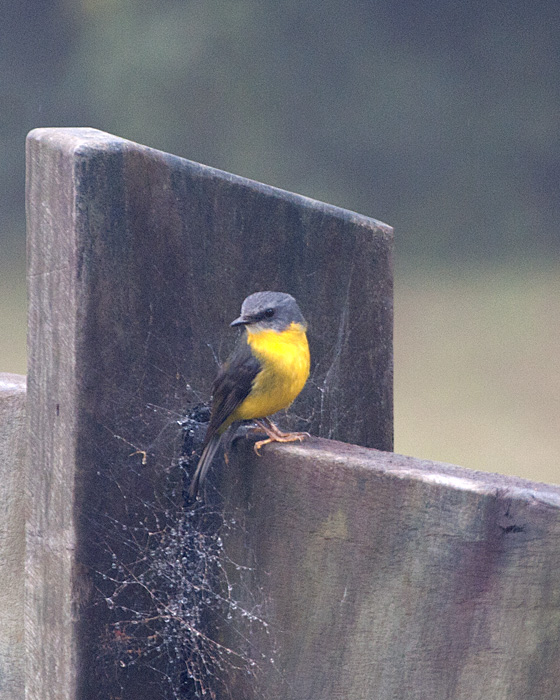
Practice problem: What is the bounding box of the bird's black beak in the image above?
[230,315,249,327]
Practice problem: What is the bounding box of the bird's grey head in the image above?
[230,291,307,332]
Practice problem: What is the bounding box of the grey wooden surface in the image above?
[19,125,560,699]
[26,130,82,700]
[25,127,393,698]
[0,374,26,700]
[219,437,560,700]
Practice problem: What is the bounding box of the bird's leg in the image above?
[253,417,310,455]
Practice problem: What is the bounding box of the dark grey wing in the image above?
[203,337,261,445]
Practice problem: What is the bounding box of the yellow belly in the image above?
[233,323,310,421]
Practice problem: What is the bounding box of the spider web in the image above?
[83,292,354,698]
[90,400,281,698]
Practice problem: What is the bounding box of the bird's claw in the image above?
[253,431,309,456]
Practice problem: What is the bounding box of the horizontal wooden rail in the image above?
[3,371,560,698]
[217,436,560,699]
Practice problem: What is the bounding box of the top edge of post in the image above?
[0,373,26,395]
[26,127,393,236]
[252,436,560,509]
[27,127,126,155]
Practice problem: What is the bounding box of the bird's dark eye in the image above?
[264,308,275,318]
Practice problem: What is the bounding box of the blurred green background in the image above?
[2,0,559,482]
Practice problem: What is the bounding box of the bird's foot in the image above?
[252,418,310,455]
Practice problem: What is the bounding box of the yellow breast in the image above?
[234,322,310,421]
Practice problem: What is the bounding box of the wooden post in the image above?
[0,374,26,700]
[25,128,393,698]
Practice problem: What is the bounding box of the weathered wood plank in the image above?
[26,130,83,700]
[0,374,26,700]
[218,437,560,700]
[25,127,393,698]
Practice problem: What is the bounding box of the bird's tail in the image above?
[189,433,224,499]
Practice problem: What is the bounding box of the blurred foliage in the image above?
[2,0,560,480]
[394,262,560,484]
[2,0,560,265]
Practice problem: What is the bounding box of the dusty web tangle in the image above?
[97,406,276,699]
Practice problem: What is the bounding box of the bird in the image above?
[189,291,310,499]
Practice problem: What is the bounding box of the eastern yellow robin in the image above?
[190,291,310,498]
